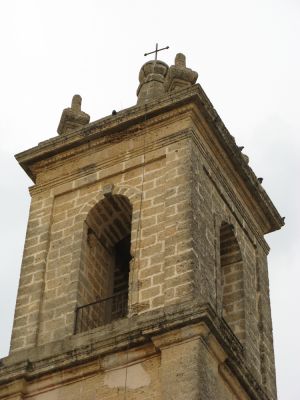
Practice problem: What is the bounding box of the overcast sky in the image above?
[0,1,299,398]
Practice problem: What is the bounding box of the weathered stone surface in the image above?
[1,55,283,400]
[57,94,90,135]
[165,53,198,92]
[136,60,169,105]
[0,303,270,400]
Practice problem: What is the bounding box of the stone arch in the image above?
[73,184,142,333]
[219,221,245,343]
[78,184,142,221]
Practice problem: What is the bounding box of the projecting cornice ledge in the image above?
[0,301,270,400]
[15,84,283,234]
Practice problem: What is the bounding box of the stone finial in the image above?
[136,60,169,105]
[165,53,198,92]
[71,94,82,112]
[175,53,186,68]
[57,94,90,135]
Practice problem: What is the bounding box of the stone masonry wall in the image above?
[9,107,277,399]
[75,195,132,332]
[9,192,54,351]
[189,133,276,399]
[79,223,112,307]
[155,330,241,400]
[1,330,249,400]
[27,356,163,400]
[76,222,114,332]
[255,245,277,398]
[10,121,195,352]
[80,194,132,306]
[220,222,245,343]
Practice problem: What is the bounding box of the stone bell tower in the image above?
[0,53,283,400]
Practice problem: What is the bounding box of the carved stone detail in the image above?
[165,53,198,92]
[136,60,169,105]
[57,94,90,135]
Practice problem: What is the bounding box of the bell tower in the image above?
[0,53,283,400]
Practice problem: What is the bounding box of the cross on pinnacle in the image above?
[144,43,169,61]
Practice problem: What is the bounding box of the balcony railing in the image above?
[74,291,128,334]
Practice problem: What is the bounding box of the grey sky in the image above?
[0,1,299,398]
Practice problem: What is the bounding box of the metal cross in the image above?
[144,43,169,60]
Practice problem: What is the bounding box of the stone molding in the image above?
[0,301,270,400]
[16,84,283,235]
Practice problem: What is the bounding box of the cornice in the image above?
[0,301,270,400]
[15,88,200,181]
[15,84,283,234]
[33,108,192,181]
[28,129,190,196]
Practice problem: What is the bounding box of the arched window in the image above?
[220,222,245,343]
[75,195,132,333]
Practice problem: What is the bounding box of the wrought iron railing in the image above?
[74,291,128,334]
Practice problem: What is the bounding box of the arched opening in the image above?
[75,194,132,333]
[220,222,245,342]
